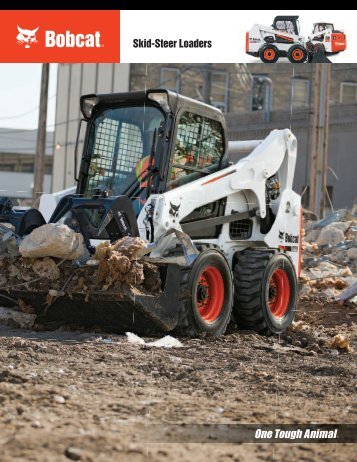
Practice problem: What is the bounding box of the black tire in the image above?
[233,249,297,335]
[287,45,308,63]
[176,249,233,337]
[259,44,279,63]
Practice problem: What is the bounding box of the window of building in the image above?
[340,82,357,103]
[292,78,310,107]
[45,164,53,175]
[250,75,272,112]
[21,163,34,173]
[160,67,180,92]
[0,163,15,172]
[211,72,229,112]
[168,111,224,190]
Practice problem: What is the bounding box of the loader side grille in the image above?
[229,218,252,240]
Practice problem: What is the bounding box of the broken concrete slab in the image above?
[337,281,357,302]
[0,224,20,258]
[305,229,320,243]
[317,226,345,246]
[19,224,85,260]
[308,209,353,230]
[0,306,36,329]
[347,248,357,260]
[325,221,350,233]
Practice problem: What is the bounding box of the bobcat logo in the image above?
[16,25,39,48]
[279,230,285,241]
[169,202,181,218]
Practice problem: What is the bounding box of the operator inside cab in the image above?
[167,111,224,190]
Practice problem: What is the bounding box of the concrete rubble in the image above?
[301,207,357,301]
[0,306,36,329]
[19,224,85,260]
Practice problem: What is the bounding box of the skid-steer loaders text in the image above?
[0,89,301,336]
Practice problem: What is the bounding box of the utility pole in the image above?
[308,64,331,218]
[202,64,212,105]
[33,63,50,202]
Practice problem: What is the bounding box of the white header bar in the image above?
[120,10,356,63]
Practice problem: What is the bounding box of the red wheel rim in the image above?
[268,269,290,318]
[196,266,224,323]
[292,49,303,60]
[264,49,275,61]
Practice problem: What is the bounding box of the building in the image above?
[52,63,357,209]
[52,64,130,192]
[0,128,53,202]
[130,64,357,114]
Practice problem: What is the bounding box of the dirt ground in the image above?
[0,299,356,462]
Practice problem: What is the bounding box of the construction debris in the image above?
[0,231,161,309]
[301,208,357,299]
[0,306,36,329]
[32,257,60,280]
[316,225,345,246]
[125,332,183,348]
[95,237,155,290]
[337,281,357,303]
[19,224,85,260]
[330,334,351,352]
[0,224,20,258]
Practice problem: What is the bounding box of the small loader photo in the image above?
[0,89,301,336]
[246,15,346,63]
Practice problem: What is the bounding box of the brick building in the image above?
[52,63,357,209]
[129,63,357,114]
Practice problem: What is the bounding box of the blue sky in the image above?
[0,64,57,131]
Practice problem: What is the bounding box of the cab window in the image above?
[275,20,295,35]
[168,111,224,189]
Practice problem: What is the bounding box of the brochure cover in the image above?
[0,8,356,462]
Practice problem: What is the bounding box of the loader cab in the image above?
[77,89,228,216]
[312,23,334,41]
[167,105,225,190]
[272,16,300,36]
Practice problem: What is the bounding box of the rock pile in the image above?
[301,208,357,301]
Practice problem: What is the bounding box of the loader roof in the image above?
[80,89,225,124]
[273,15,299,22]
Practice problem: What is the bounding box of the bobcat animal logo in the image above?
[279,230,285,241]
[169,202,181,218]
[16,25,39,48]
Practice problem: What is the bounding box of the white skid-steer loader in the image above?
[0,89,302,336]
[246,15,346,63]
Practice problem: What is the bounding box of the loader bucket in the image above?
[309,44,331,63]
[0,263,184,334]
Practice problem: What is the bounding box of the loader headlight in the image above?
[80,95,100,119]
